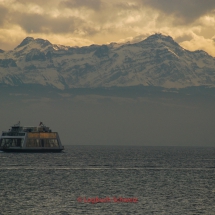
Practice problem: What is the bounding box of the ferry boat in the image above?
[0,122,64,152]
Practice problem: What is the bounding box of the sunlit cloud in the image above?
[141,0,215,24]
[180,35,215,57]
[0,0,214,56]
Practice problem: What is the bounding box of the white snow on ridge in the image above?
[0,34,215,89]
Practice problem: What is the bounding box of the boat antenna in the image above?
[14,121,20,126]
[39,122,44,126]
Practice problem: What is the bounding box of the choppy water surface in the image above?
[0,146,215,215]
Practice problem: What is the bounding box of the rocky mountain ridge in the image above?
[0,34,215,90]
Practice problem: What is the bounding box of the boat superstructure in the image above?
[0,122,64,152]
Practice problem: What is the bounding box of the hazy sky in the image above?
[1,0,215,56]
[1,93,215,146]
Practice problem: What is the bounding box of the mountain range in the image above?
[0,33,215,90]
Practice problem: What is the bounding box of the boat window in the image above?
[44,139,59,147]
[27,132,57,138]
[40,133,57,138]
[26,139,59,147]
[0,138,24,147]
[27,133,40,138]
[2,132,25,136]
[26,139,41,147]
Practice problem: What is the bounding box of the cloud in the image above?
[0,0,215,56]
[13,12,97,35]
[175,34,193,43]
[1,2,99,36]
[60,0,103,11]
[13,0,60,7]
[142,0,215,24]
[180,34,215,57]
[0,5,9,26]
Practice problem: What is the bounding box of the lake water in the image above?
[0,146,215,214]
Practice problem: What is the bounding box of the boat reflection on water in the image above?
[0,122,64,152]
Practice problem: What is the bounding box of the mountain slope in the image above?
[0,34,215,90]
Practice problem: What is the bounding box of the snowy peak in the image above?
[139,34,181,50]
[146,33,175,42]
[16,37,35,49]
[14,37,52,55]
[0,33,215,90]
[16,37,52,50]
[5,37,55,60]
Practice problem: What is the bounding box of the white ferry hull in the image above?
[0,147,64,153]
[0,122,64,153]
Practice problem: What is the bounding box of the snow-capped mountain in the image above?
[0,34,215,90]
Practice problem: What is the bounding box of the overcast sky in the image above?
[1,0,215,56]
